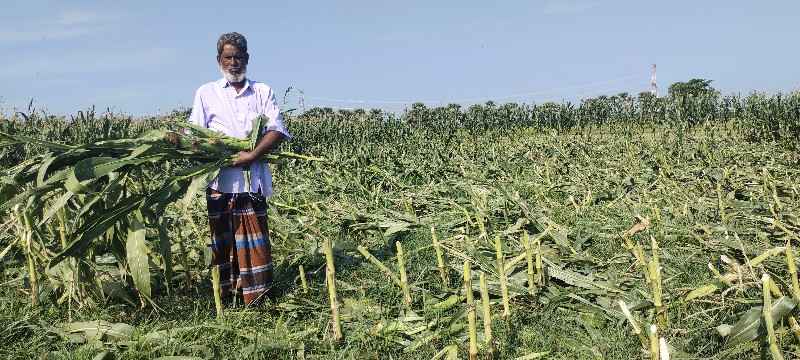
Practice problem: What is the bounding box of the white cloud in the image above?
[0,27,93,43]
[44,10,111,26]
[0,10,111,43]
[0,45,178,79]
[543,0,615,14]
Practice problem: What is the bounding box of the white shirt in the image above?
[188,78,291,196]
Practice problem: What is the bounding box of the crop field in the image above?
[1,92,800,359]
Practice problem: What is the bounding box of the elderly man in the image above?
[189,32,290,306]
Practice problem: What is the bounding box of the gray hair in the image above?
[217,32,247,55]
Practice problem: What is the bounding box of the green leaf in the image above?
[178,161,222,208]
[431,344,458,360]
[680,284,719,303]
[127,210,151,300]
[0,182,60,213]
[722,296,798,347]
[64,320,136,340]
[0,131,76,151]
[514,351,551,360]
[36,153,57,187]
[37,190,73,227]
[39,320,86,344]
[49,195,146,268]
[157,216,173,291]
[65,155,162,194]
[100,277,136,306]
[249,115,270,149]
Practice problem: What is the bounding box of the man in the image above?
[189,32,290,306]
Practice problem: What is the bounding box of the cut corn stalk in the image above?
[536,234,544,287]
[464,261,478,360]
[325,239,342,342]
[649,325,659,360]
[299,265,309,294]
[659,337,670,360]
[787,241,800,301]
[619,300,648,349]
[651,237,666,327]
[763,274,784,360]
[212,265,222,321]
[637,243,651,284]
[522,231,535,295]
[495,236,511,318]
[708,263,733,288]
[396,241,411,308]
[479,272,493,351]
[357,246,403,288]
[432,227,447,285]
[14,206,39,308]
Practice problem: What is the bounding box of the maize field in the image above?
[1,91,800,359]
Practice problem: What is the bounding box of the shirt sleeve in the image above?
[188,87,208,128]
[261,88,291,141]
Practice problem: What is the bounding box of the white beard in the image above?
[221,66,247,84]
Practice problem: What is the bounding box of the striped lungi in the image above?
[206,188,274,305]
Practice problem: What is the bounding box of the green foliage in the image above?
[1,91,800,359]
[668,78,718,98]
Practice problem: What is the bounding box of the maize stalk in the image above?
[357,246,403,288]
[536,232,544,287]
[619,300,648,350]
[299,265,309,294]
[212,265,222,321]
[325,239,342,342]
[716,181,725,222]
[464,261,478,360]
[13,206,39,308]
[495,236,510,318]
[396,241,411,308]
[432,227,447,285]
[479,272,494,357]
[649,325,659,360]
[787,241,800,301]
[650,237,666,327]
[522,231,535,295]
[763,274,784,360]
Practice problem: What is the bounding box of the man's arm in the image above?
[232,130,285,167]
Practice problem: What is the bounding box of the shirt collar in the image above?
[218,77,253,92]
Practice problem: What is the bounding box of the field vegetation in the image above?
[1,88,800,359]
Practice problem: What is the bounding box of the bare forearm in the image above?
[232,130,285,167]
[251,130,285,158]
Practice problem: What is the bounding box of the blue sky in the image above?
[1,1,798,117]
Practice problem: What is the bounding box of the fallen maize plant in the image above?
[0,91,799,358]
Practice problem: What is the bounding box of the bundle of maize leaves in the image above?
[0,116,322,302]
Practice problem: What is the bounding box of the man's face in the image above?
[217,44,248,83]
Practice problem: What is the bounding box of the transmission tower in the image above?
[651,64,658,98]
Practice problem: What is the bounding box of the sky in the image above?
[1,1,798,117]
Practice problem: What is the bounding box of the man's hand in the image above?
[233,150,258,168]
[231,130,285,168]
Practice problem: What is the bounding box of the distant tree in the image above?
[668,79,717,98]
[446,103,462,111]
[407,102,428,125]
[637,91,659,121]
[638,91,656,103]
[368,108,383,120]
